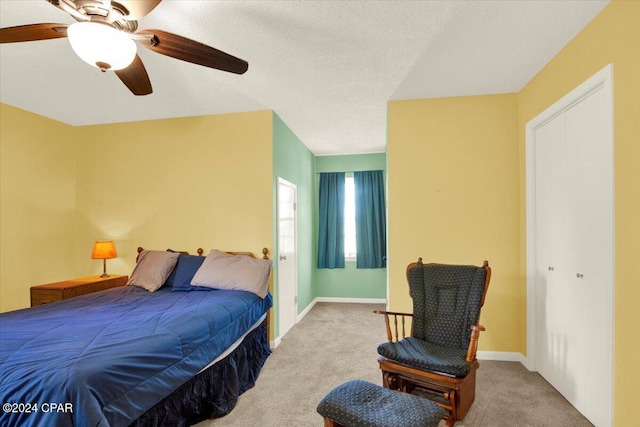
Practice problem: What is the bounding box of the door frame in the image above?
[524,64,614,419]
[276,177,298,341]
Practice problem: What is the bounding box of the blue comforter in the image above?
[0,285,272,427]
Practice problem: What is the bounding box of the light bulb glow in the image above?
[67,22,136,71]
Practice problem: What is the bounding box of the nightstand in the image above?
[30,275,128,306]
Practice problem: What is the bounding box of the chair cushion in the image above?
[377,337,471,378]
[409,263,487,349]
[317,379,445,427]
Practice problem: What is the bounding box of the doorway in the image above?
[277,177,298,340]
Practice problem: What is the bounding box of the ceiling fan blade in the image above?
[117,0,163,20]
[0,23,68,43]
[114,54,153,96]
[138,29,248,74]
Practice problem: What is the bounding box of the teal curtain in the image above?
[355,170,386,268]
[317,172,345,269]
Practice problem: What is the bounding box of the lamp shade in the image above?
[67,22,137,71]
[91,241,117,259]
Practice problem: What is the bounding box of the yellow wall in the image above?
[517,1,640,424]
[72,111,274,278]
[0,104,77,312]
[387,94,521,352]
[0,107,274,312]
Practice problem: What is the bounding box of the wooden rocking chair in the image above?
[375,259,491,426]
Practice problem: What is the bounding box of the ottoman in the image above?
[317,379,445,427]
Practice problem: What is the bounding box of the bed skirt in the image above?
[130,325,271,427]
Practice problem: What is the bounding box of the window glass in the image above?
[344,176,356,259]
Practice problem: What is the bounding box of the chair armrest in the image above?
[373,310,413,317]
[374,310,413,342]
[466,324,486,363]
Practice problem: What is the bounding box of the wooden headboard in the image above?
[136,247,270,262]
[224,248,270,260]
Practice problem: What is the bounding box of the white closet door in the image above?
[564,86,613,426]
[534,114,565,392]
[528,64,613,427]
[534,113,586,405]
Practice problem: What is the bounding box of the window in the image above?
[317,170,386,269]
[344,175,356,260]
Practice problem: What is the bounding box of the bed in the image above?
[0,247,273,427]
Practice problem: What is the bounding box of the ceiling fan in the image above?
[0,0,248,96]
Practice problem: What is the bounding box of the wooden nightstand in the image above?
[30,275,128,306]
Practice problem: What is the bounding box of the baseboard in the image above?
[314,297,387,304]
[477,351,526,365]
[269,336,281,349]
[296,298,318,323]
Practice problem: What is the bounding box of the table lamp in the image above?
[91,240,117,278]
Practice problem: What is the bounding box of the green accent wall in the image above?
[314,153,387,299]
[272,113,316,335]
[315,262,386,298]
[315,154,386,173]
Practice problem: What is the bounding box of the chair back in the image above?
[407,260,490,350]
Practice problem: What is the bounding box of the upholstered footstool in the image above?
[317,379,445,427]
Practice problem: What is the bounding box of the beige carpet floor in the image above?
[198,303,592,427]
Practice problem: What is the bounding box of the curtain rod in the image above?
[316,169,384,174]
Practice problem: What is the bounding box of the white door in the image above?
[534,113,574,396]
[529,65,613,427]
[535,111,588,409]
[277,178,297,339]
[564,87,613,425]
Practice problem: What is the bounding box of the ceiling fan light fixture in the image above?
[67,22,136,72]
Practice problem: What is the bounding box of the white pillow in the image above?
[190,250,272,298]
[127,250,179,292]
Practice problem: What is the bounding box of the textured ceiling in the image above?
[0,1,609,155]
